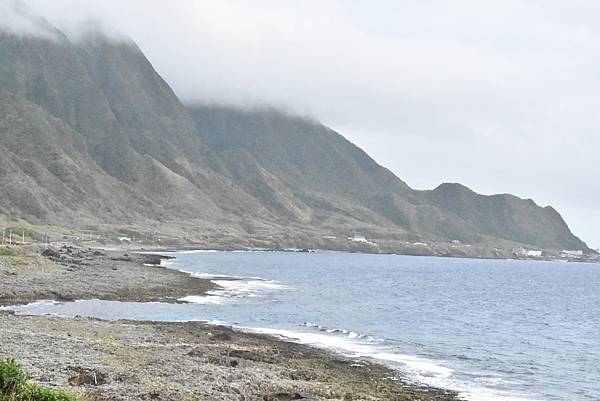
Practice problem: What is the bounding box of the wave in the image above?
[162,252,544,401]
[161,253,291,303]
[177,270,237,279]
[208,278,290,298]
[248,324,539,401]
[176,295,228,305]
[180,271,268,281]
[301,322,384,343]
[177,273,290,304]
[4,300,539,401]
[248,326,453,377]
[0,299,65,311]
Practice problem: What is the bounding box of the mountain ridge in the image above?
[0,22,590,253]
[187,104,588,251]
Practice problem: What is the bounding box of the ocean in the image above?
[7,251,599,401]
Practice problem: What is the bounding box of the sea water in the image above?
[7,251,600,401]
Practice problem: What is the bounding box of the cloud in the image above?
[0,0,58,37]
[8,0,600,247]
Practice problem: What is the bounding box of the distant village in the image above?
[339,232,598,263]
[514,247,593,261]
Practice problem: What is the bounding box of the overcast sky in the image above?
[9,0,600,248]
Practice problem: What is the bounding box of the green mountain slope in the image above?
[422,183,586,249]
[188,105,588,251]
[0,93,131,224]
[0,30,252,228]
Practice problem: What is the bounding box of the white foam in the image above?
[163,251,291,301]
[177,295,228,305]
[208,279,290,298]
[174,267,291,301]
[371,352,453,377]
[243,326,540,401]
[189,272,222,279]
[183,271,241,280]
[1,299,63,310]
[247,326,452,376]
[302,322,384,343]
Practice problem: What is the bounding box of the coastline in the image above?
[0,246,215,306]
[104,241,599,264]
[0,245,459,401]
[0,312,457,401]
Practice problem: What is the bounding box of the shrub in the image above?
[0,359,80,401]
[3,228,42,243]
[22,387,79,401]
[0,358,26,394]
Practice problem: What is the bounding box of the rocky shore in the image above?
[0,245,214,306]
[0,245,458,401]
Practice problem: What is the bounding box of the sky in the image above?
[4,0,599,249]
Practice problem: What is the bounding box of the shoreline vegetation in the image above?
[0,245,459,401]
[0,358,79,401]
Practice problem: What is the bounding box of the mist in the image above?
[7,0,600,248]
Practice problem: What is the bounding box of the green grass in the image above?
[0,359,80,401]
[0,246,26,268]
[0,247,22,257]
[2,227,43,243]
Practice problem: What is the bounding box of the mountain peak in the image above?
[433,182,474,194]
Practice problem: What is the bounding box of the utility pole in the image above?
[22,230,25,244]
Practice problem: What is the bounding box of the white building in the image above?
[349,233,367,242]
[348,233,377,246]
[560,250,584,258]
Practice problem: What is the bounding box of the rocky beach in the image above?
[0,245,458,401]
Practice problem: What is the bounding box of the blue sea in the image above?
[7,251,600,401]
